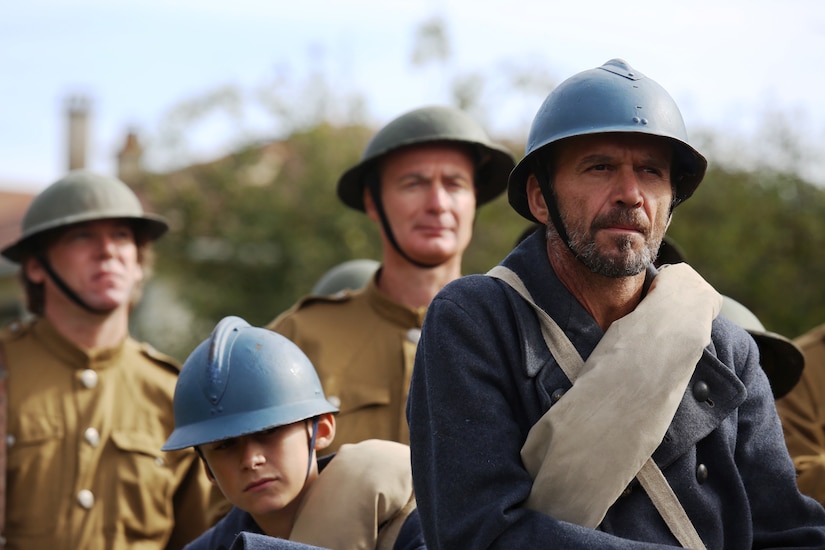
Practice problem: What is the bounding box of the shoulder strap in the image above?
[487,265,583,382]
[488,265,706,550]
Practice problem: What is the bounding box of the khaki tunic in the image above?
[268,276,426,453]
[1,317,225,550]
[776,323,825,506]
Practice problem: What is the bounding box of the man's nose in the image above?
[425,181,450,211]
[612,168,644,207]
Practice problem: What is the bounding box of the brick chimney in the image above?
[66,95,91,171]
[117,131,143,185]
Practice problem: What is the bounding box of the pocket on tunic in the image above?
[109,430,176,539]
[333,383,391,416]
[6,413,64,534]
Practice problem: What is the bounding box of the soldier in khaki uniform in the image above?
[0,171,224,549]
[777,323,825,506]
[268,106,515,453]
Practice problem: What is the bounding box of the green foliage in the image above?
[134,123,380,358]
[668,166,825,338]
[128,18,825,359]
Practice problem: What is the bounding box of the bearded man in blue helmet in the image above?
[407,59,825,548]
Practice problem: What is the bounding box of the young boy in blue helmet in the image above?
[163,316,425,550]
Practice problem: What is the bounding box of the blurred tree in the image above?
[133,122,377,359]
[668,166,825,339]
[128,17,825,362]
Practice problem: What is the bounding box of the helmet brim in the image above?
[750,330,805,399]
[1,213,168,263]
[507,132,707,223]
[337,141,515,212]
[162,400,338,451]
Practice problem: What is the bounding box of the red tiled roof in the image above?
[0,190,35,253]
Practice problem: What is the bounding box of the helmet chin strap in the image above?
[37,255,112,315]
[535,163,677,270]
[533,162,583,262]
[305,417,320,481]
[367,180,445,270]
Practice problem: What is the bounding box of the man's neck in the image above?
[547,241,645,332]
[377,254,463,310]
[44,305,130,350]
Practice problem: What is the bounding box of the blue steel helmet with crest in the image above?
[507,58,708,223]
[163,316,338,451]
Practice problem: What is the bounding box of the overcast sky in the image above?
[2,0,824,191]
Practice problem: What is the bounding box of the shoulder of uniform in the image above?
[300,289,360,307]
[279,289,360,316]
[0,317,34,341]
[137,341,182,374]
[794,323,825,351]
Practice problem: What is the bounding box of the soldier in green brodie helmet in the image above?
[268,106,515,454]
[0,170,225,549]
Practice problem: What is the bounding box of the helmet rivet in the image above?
[640,118,649,125]
[632,117,641,123]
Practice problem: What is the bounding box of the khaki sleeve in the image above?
[165,450,230,549]
[776,333,825,507]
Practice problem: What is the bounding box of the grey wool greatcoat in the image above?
[407,229,825,549]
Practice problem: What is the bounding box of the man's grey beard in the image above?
[546,214,662,278]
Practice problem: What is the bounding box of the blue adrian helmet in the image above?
[163,316,338,451]
[508,58,708,223]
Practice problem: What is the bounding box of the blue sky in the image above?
[2,0,824,191]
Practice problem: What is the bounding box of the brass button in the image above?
[77,489,95,509]
[80,369,99,389]
[84,427,100,448]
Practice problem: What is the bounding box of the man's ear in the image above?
[526,175,549,224]
[312,413,336,452]
[363,186,380,223]
[24,256,46,284]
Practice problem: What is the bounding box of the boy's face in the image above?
[200,422,315,520]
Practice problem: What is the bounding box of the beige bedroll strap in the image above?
[636,461,706,549]
[488,264,718,549]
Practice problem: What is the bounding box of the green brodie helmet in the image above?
[1,170,168,263]
[337,105,515,212]
[163,316,339,451]
[311,259,380,296]
[720,296,804,399]
[508,58,708,223]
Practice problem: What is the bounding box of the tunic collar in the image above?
[32,316,128,371]
[364,272,428,328]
